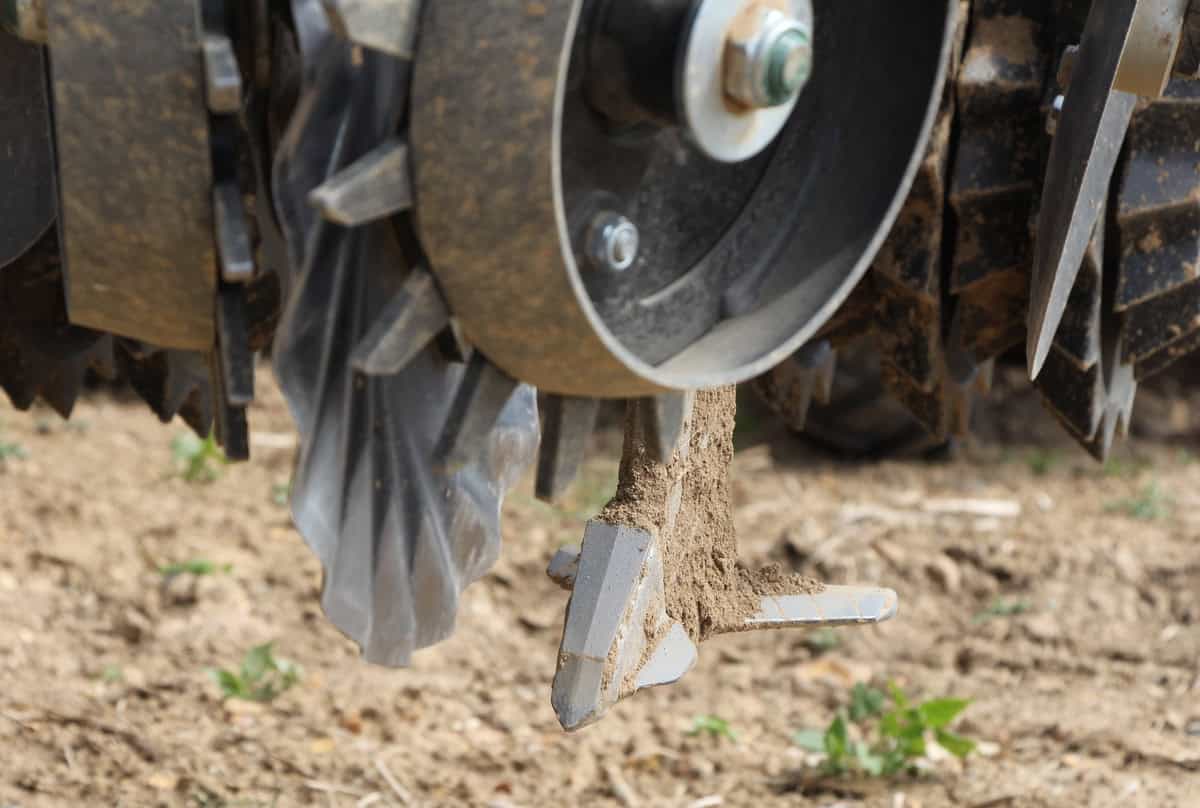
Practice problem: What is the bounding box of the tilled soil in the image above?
[0,372,1198,807]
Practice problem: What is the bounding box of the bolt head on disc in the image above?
[680,0,814,163]
[412,0,959,397]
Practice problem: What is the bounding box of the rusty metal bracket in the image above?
[0,31,55,269]
[48,0,216,350]
[1115,0,1189,97]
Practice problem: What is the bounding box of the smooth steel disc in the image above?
[412,0,958,397]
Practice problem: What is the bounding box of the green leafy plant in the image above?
[794,683,975,778]
[209,643,301,703]
[160,559,232,578]
[847,681,886,722]
[172,433,226,483]
[973,597,1033,622]
[687,714,737,742]
[1105,482,1172,521]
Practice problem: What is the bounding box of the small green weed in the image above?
[973,597,1033,622]
[1026,449,1058,477]
[1102,455,1150,478]
[172,433,226,483]
[271,482,291,507]
[576,468,619,519]
[190,785,281,808]
[209,643,301,703]
[0,439,27,461]
[687,714,737,742]
[1105,482,1173,521]
[515,463,617,523]
[99,664,124,683]
[794,683,975,778]
[160,559,232,578]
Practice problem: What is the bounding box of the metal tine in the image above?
[1088,360,1137,462]
[740,585,899,630]
[207,351,250,462]
[351,266,449,375]
[549,550,897,631]
[159,350,208,424]
[1113,0,1189,97]
[202,33,243,115]
[436,352,520,470]
[1027,0,1139,377]
[551,522,683,731]
[1035,222,1106,442]
[813,347,838,405]
[776,341,837,429]
[638,392,694,464]
[635,623,698,690]
[547,545,580,591]
[310,137,414,227]
[217,403,250,462]
[216,285,255,407]
[536,395,600,503]
[546,528,897,729]
[213,182,255,283]
[322,0,423,59]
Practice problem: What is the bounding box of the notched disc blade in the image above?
[271,19,538,666]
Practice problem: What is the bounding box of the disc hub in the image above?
[680,0,813,162]
[723,4,813,109]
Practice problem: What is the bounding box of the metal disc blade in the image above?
[1027,0,1140,378]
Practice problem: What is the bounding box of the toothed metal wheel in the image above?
[761,0,1200,462]
[269,0,539,665]
[0,229,115,417]
[755,6,995,448]
[1114,78,1200,380]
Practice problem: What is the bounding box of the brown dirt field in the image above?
[1,370,1198,807]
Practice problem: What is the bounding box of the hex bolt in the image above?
[765,28,812,102]
[1,0,46,43]
[724,6,813,109]
[587,213,640,272]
